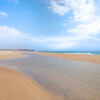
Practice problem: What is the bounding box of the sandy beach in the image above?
[37,52,100,64]
[0,51,56,100]
[0,51,100,100]
[0,51,27,59]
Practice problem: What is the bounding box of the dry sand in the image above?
[0,66,55,100]
[37,52,100,64]
[0,51,27,59]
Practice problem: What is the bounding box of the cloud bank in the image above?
[0,25,100,50]
[0,26,76,50]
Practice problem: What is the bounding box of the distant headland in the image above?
[0,49,35,51]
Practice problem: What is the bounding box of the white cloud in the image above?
[0,26,32,49]
[0,26,77,50]
[70,0,96,22]
[0,25,100,50]
[49,0,96,20]
[0,26,32,41]
[49,0,69,15]
[0,12,8,17]
[48,0,100,40]
[68,18,100,37]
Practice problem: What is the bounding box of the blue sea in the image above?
[38,51,100,55]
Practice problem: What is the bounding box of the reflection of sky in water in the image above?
[0,53,100,100]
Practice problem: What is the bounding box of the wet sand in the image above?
[0,53,100,100]
[37,52,100,64]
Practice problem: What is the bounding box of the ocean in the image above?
[38,51,100,55]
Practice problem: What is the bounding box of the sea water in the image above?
[38,51,100,55]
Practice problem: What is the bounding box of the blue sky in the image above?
[0,0,100,51]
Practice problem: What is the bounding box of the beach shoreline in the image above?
[0,51,56,100]
[37,52,100,64]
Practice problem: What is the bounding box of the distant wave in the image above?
[38,51,100,55]
[65,53,94,55]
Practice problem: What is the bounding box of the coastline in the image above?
[37,52,100,64]
[0,51,56,100]
[0,51,27,59]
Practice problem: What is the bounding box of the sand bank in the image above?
[0,66,55,100]
[37,52,100,64]
[0,51,27,59]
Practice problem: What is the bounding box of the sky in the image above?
[0,0,100,51]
